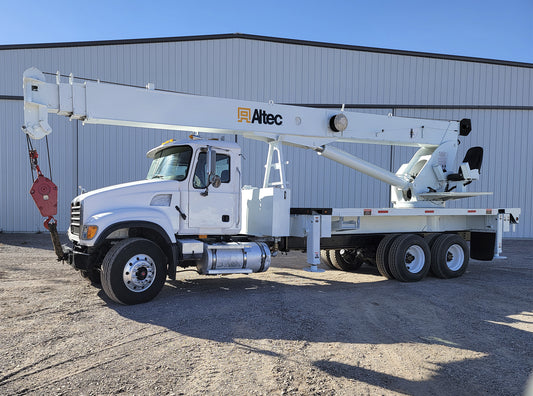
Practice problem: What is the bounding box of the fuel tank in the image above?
[197,242,271,275]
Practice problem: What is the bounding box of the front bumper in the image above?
[65,245,93,271]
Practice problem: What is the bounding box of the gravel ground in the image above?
[0,233,532,395]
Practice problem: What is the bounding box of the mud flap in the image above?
[470,232,495,261]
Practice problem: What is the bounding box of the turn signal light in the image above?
[82,225,98,240]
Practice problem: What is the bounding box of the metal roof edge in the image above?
[0,32,532,69]
[240,34,533,69]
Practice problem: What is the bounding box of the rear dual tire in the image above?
[388,234,431,282]
[430,234,469,278]
[320,250,336,269]
[321,249,364,271]
[376,234,399,279]
[376,233,469,281]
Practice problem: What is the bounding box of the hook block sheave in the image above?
[29,175,58,218]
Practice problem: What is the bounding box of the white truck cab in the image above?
[70,139,243,247]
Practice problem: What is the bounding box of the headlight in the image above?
[81,225,98,240]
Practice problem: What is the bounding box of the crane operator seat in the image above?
[447,146,483,182]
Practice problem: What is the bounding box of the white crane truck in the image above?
[22,67,519,305]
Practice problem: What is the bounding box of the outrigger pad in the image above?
[29,175,58,217]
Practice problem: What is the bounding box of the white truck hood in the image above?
[75,179,177,202]
[73,178,180,224]
[70,179,181,244]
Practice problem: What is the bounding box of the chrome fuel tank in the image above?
[197,242,271,275]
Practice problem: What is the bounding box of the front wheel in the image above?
[101,238,166,305]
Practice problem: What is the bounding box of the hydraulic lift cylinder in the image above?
[316,145,410,190]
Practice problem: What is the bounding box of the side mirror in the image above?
[206,146,220,188]
[201,146,220,196]
[210,175,221,188]
[207,146,217,177]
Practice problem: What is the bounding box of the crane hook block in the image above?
[30,175,58,218]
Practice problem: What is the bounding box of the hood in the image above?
[76,179,176,201]
[73,179,180,215]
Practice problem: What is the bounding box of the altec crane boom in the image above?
[22,67,519,305]
[22,68,480,206]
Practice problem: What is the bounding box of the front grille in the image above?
[70,201,82,236]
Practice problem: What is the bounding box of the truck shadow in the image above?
[106,258,533,395]
[312,357,494,395]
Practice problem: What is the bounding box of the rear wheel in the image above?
[388,234,430,282]
[430,234,469,278]
[376,234,399,279]
[328,249,364,272]
[101,238,166,305]
[320,250,337,270]
[325,250,342,270]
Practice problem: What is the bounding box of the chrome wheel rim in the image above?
[123,254,156,292]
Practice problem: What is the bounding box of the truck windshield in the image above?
[146,145,192,181]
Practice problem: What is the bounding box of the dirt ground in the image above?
[0,233,532,396]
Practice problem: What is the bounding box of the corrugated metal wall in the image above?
[1,36,532,236]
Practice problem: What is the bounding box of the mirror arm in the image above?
[200,146,221,196]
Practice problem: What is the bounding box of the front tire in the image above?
[101,238,166,305]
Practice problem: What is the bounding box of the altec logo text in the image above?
[238,107,283,125]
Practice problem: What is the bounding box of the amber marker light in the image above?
[82,225,98,240]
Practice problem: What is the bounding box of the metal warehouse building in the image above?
[1,34,532,237]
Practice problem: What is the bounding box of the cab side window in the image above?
[193,152,231,189]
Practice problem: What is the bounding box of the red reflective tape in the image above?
[468,210,476,213]
[378,210,389,214]
[425,210,434,213]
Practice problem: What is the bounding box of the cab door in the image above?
[187,149,239,232]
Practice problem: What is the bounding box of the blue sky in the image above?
[1,0,532,63]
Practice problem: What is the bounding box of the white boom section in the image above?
[23,68,480,207]
[23,68,459,149]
